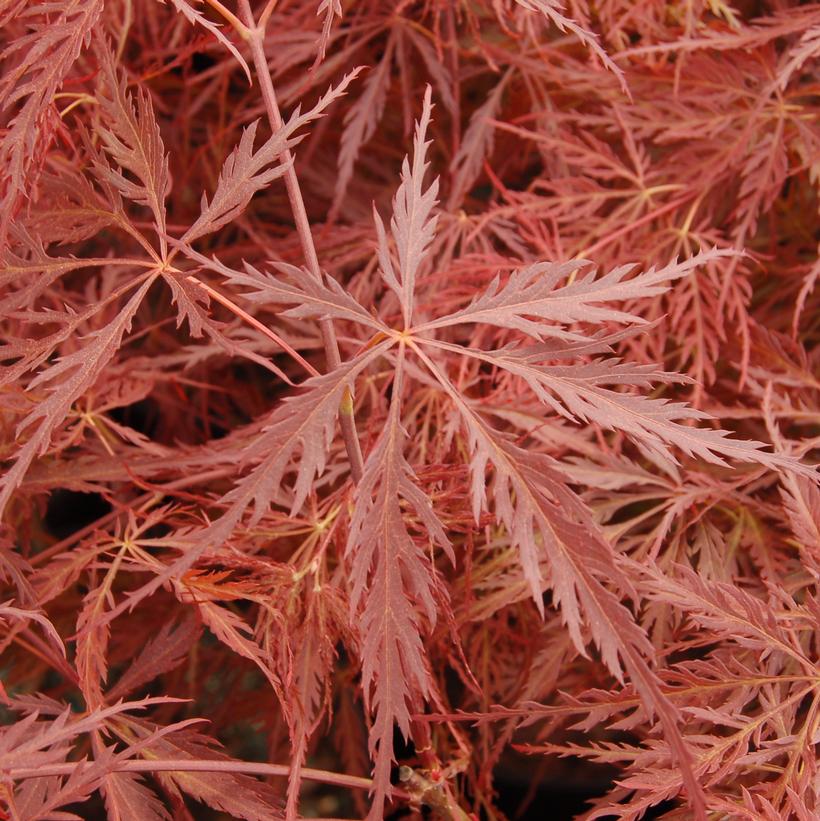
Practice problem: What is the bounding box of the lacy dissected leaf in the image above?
[417,249,738,339]
[94,43,170,244]
[329,22,455,219]
[346,354,451,819]
[374,85,439,327]
[0,0,103,242]
[3,3,820,819]
[0,291,108,388]
[98,339,392,629]
[14,722,198,821]
[107,614,200,703]
[512,0,625,90]
[101,771,171,821]
[0,273,157,515]
[330,33,394,217]
[11,768,97,820]
[162,269,215,338]
[448,72,509,209]
[182,71,361,244]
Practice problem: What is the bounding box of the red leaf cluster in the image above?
[1,1,818,819]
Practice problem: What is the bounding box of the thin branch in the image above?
[237,0,364,483]
[4,758,409,799]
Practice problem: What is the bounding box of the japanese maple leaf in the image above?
[175,85,814,820]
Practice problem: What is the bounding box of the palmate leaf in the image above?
[343,89,787,817]
[346,354,452,819]
[93,342,393,633]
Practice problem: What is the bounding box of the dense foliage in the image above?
[1,1,819,819]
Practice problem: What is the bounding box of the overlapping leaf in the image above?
[0,0,103,243]
[0,273,158,515]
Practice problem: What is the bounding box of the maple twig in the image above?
[238,0,364,484]
[5,759,409,799]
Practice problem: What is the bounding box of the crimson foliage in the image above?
[1,1,819,819]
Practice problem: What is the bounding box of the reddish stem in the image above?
[238,0,365,483]
[6,758,409,800]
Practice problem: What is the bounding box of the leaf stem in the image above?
[187,274,320,376]
[202,0,251,38]
[238,0,364,484]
